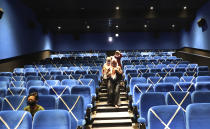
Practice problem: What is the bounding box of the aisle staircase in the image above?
[92,84,138,129]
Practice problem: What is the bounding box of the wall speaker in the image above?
[0,8,4,19]
[197,18,206,27]
[197,18,208,32]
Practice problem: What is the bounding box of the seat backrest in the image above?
[79,79,96,94]
[69,74,84,80]
[148,105,185,129]
[75,70,87,75]
[197,71,210,76]
[54,75,69,81]
[184,72,197,77]
[29,86,49,95]
[0,111,32,129]
[58,95,85,129]
[175,68,186,73]
[170,72,183,78]
[154,83,174,92]
[27,80,44,89]
[49,86,70,96]
[12,76,25,81]
[195,82,210,91]
[61,79,79,87]
[163,77,179,84]
[142,73,156,79]
[186,103,210,129]
[0,72,12,77]
[139,92,165,124]
[0,81,9,89]
[3,96,27,110]
[26,76,41,81]
[129,77,147,95]
[192,91,210,103]
[84,74,99,86]
[180,76,196,83]
[196,76,210,82]
[147,77,163,84]
[33,110,71,129]
[7,87,27,96]
[166,91,191,110]
[50,70,63,76]
[133,83,154,105]
[71,86,92,109]
[38,95,57,110]
[156,72,168,78]
[0,76,11,83]
[44,80,60,86]
[175,82,195,92]
[198,66,209,71]
[0,88,6,97]
[150,68,162,73]
[10,81,26,88]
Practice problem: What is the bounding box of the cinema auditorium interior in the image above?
[1,0,210,129]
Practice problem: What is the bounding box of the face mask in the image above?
[27,100,36,107]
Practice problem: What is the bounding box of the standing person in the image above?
[24,92,44,118]
[107,59,123,108]
[102,57,112,86]
[114,50,123,68]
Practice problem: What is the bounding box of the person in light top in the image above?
[107,59,123,108]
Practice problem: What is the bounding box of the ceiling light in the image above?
[150,6,154,11]
[116,6,120,10]
[183,6,187,10]
[86,25,90,29]
[144,24,148,28]
[115,33,119,37]
[57,26,61,30]
[116,25,119,28]
[172,24,175,28]
[108,37,113,42]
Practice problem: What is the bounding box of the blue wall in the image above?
[53,32,180,51]
[181,1,210,50]
[0,0,52,60]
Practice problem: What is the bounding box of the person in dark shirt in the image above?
[24,92,44,117]
[114,50,122,68]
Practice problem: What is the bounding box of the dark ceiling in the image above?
[22,0,209,33]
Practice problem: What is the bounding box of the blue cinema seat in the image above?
[0,111,32,129]
[27,80,44,89]
[7,87,27,96]
[38,95,57,110]
[163,76,179,85]
[28,86,49,95]
[154,83,174,93]
[192,91,210,103]
[58,95,85,129]
[195,82,210,91]
[186,103,210,129]
[49,86,70,96]
[148,105,185,129]
[175,82,195,92]
[10,81,26,88]
[44,80,60,86]
[32,110,71,129]
[2,96,27,110]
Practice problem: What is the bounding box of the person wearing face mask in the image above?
[24,92,44,118]
[107,59,123,108]
[102,57,112,86]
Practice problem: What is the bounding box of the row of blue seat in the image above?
[136,95,210,129]
[0,95,89,129]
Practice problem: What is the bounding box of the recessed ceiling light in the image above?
[116,6,120,10]
[81,7,85,10]
[172,24,175,28]
[116,25,119,28]
[183,6,187,10]
[108,37,113,42]
[115,33,119,37]
[57,26,61,30]
[86,25,90,29]
[144,24,148,28]
[150,6,154,11]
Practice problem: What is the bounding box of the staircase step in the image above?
[92,119,132,127]
[93,112,133,120]
[92,126,135,129]
[96,106,128,112]
[99,96,127,102]
[100,89,126,93]
[96,101,129,107]
[98,92,127,97]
